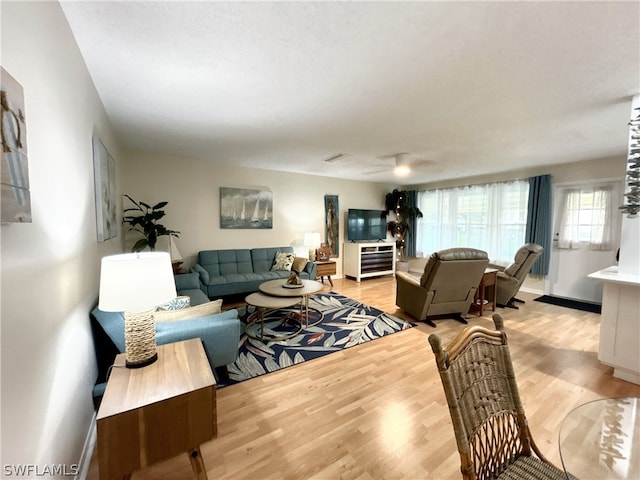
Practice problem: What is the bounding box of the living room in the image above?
[2,1,639,479]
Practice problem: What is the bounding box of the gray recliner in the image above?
[395,247,489,327]
[492,243,543,308]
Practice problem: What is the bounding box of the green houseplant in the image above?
[122,194,180,252]
[385,189,423,259]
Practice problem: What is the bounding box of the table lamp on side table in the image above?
[99,251,177,368]
[304,232,321,261]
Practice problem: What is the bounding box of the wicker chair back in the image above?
[429,314,573,480]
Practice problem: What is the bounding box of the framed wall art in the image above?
[220,186,273,229]
[324,194,339,257]
[92,136,117,241]
[1,66,31,223]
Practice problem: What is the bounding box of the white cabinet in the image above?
[588,267,640,385]
[343,242,396,282]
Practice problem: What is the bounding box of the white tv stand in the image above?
[343,242,396,282]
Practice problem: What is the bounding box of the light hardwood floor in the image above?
[87,276,640,479]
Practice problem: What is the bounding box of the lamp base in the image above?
[125,352,158,369]
[124,308,158,369]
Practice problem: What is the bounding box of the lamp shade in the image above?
[169,236,183,262]
[304,232,322,248]
[99,252,177,312]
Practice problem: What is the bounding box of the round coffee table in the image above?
[259,279,324,327]
[244,292,303,342]
[559,397,640,479]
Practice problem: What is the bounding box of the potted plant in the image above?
[122,194,180,252]
[385,189,423,260]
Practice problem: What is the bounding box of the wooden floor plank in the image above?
[87,276,640,479]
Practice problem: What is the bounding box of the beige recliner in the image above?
[395,248,489,327]
[492,243,543,308]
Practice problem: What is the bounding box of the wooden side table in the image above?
[97,339,216,480]
[316,261,336,286]
[470,268,498,317]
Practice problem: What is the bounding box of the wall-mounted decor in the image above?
[324,194,339,257]
[92,136,117,241]
[1,66,31,223]
[621,100,640,218]
[220,186,272,229]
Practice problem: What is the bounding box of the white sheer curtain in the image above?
[416,180,529,264]
[555,185,614,250]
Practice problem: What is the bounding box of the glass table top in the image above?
[559,397,640,479]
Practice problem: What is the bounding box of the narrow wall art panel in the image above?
[1,66,31,223]
[324,194,339,257]
[220,187,273,229]
[92,136,117,241]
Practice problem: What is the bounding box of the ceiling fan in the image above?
[364,153,437,177]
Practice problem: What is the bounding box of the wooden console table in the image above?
[470,268,498,316]
[96,339,216,479]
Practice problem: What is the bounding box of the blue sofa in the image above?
[192,246,317,299]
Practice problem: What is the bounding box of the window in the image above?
[416,180,529,264]
[555,185,614,250]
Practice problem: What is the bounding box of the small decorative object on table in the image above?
[317,246,331,261]
[284,271,303,288]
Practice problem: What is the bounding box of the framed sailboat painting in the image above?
[220,186,273,229]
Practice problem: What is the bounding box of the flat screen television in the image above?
[347,209,387,241]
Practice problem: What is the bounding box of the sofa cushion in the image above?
[219,250,253,275]
[158,296,191,311]
[251,247,295,272]
[271,252,294,271]
[174,272,201,291]
[191,264,210,284]
[292,257,309,273]
[154,299,223,322]
[179,289,210,306]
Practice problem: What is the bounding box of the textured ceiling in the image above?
[60,1,640,185]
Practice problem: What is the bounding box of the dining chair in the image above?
[428,313,576,480]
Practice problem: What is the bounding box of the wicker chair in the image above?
[428,314,575,480]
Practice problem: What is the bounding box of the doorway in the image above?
[546,180,622,303]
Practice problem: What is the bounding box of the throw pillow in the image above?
[191,264,210,284]
[154,299,223,322]
[292,257,308,273]
[157,295,191,311]
[271,252,294,271]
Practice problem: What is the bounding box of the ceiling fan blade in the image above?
[363,167,393,175]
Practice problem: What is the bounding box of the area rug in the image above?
[222,292,415,386]
[533,294,602,314]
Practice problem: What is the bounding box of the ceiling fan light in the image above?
[394,165,410,176]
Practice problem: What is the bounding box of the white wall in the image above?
[1,1,121,473]
[409,156,627,191]
[121,150,393,278]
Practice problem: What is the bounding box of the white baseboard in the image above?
[75,412,97,480]
[519,286,543,296]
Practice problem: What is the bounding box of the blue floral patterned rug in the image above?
[222,292,415,386]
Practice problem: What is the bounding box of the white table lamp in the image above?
[304,232,322,261]
[99,252,177,368]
